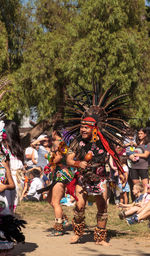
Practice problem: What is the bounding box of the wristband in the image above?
[74,161,81,168]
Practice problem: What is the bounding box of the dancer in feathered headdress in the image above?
[65,82,129,245]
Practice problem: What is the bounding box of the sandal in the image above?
[62,219,69,227]
[62,214,69,227]
[48,229,63,237]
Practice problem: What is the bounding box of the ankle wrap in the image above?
[54,218,63,231]
[72,218,85,237]
[54,222,63,232]
[94,227,107,242]
[72,207,85,236]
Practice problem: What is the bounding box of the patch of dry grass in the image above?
[16,201,150,239]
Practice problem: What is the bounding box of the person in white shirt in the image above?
[23,168,43,201]
[25,139,38,169]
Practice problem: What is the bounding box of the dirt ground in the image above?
[12,223,150,256]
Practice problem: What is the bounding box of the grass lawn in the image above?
[16,200,150,240]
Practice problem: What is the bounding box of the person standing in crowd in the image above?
[31,135,51,170]
[123,129,137,201]
[109,145,126,205]
[129,128,150,194]
[118,156,130,204]
[0,120,26,253]
[2,120,24,213]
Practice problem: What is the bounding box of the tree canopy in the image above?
[0,0,150,127]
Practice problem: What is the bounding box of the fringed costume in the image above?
[64,83,129,243]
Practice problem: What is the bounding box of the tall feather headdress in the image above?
[64,82,129,174]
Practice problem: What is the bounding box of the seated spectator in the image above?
[40,167,51,200]
[23,168,43,202]
[118,183,144,219]
[136,200,150,224]
[121,183,150,224]
[126,199,150,225]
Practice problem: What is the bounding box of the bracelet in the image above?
[74,161,81,168]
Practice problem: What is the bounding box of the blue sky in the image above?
[146,0,150,6]
[23,0,150,5]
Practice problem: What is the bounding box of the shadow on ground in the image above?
[44,225,129,244]
[12,242,38,256]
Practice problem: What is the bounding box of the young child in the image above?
[118,155,130,204]
[123,132,137,168]
[23,168,43,202]
[109,147,127,204]
[120,183,150,225]
[118,182,144,219]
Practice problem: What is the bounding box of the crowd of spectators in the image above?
[14,127,150,227]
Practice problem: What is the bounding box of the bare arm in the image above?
[20,182,28,201]
[0,161,15,192]
[31,149,37,165]
[31,138,41,146]
[109,156,118,171]
[119,202,134,208]
[123,141,137,148]
[66,152,87,169]
[31,137,47,147]
[134,150,150,158]
[122,171,128,187]
[53,151,63,164]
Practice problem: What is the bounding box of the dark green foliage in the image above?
[0,0,150,127]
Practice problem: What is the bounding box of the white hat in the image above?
[37,134,47,140]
